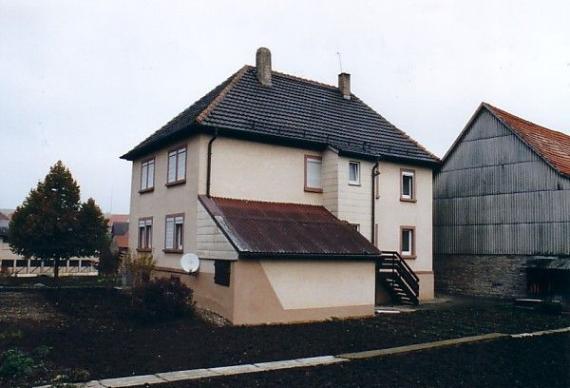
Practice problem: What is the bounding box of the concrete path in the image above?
[36,326,570,388]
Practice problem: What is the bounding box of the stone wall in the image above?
[434,255,529,299]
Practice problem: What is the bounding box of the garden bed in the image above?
[1,288,569,386]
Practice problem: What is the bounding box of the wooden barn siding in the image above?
[434,110,570,256]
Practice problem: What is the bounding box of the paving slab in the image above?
[295,355,347,366]
[208,364,262,376]
[81,381,107,388]
[511,326,570,338]
[99,374,166,387]
[156,368,220,382]
[338,333,507,360]
[253,359,304,371]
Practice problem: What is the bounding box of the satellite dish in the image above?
[180,253,200,273]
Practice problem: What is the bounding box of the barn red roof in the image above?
[198,196,380,258]
[484,103,570,177]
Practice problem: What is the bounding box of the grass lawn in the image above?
[1,288,569,386]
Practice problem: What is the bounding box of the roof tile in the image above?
[485,103,570,177]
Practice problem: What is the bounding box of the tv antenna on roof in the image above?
[336,52,343,73]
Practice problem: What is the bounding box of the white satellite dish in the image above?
[180,253,200,273]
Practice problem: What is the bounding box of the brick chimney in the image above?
[256,47,272,87]
[338,72,351,100]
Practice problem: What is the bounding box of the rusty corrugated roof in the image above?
[198,196,380,258]
[484,103,570,177]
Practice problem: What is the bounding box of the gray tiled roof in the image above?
[122,66,439,165]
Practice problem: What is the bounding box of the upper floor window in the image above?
[167,147,187,185]
[400,226,415,258]
[304,155,322,192]
[165,214,184,252]
[138,218,153,251]
[400,169,416,202]
[140,158,155,192]
[348,161,360,185]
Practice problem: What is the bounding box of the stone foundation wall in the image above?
[434,255,529,299]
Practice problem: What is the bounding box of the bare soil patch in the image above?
[0,288,569,386]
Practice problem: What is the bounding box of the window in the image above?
[304,155,322,192]
[165,214,184,252]
[400,227,415,258]
[214,260,231,287]
[348,161,360,185]
[140,158,155,192]
[401,169,415,201]
[350,223,360,232]
[138,218,153,251]
[167,146,187,185]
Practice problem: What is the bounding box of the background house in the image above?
[122,48,440,324]
[434,103,570,302]
[0,210,128,277]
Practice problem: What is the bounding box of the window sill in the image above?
[138,188,154,194]
[166,180,186,188]
[304,187,323,193]
[137,248,152,253]
[401,254,416,260]
[400,197,417,203]
[163,249,184,254]
[348,182,361,187]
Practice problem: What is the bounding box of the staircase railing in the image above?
[378,250,420,305]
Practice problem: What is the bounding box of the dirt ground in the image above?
[1,288,569,386]
[161,333,570,388]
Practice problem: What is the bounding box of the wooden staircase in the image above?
[377,251,420,306]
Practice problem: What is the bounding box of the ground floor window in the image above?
[138,218,153,250]
[214,260,231,287]
[400,226,415,258]
[165,214,184,252]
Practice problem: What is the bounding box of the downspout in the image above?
[206,130,218,198]
[371,159,380,245]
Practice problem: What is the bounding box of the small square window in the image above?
[401,227,415,258]
[214,260,231,287]
[348,161,360,185]
[304,155,322,192]
[401,169,415,201]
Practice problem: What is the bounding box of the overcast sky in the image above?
[1,1,569,214]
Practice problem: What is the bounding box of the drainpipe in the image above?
[206,130,218,198]
[371,159,380,245]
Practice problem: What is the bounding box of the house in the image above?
[434,103,570,303]
[108,214,130,255]
[121,47,440,325]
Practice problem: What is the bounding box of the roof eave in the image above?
[238,251,380,260]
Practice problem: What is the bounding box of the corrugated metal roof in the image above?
[484,103,570,177]
[198,196,380,258]
[122,65,439,166]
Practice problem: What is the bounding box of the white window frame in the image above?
[167,147,187,185]
[140,158,155,191]
[401,169,415,201]
[165,214,184,252]
[400,227,415,258]
[138,218,153,250]
[304,155,323,192]
[348,161,360,186]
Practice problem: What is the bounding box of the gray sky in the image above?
[1,0,569,214]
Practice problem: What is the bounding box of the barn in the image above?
[434,103,570,304]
